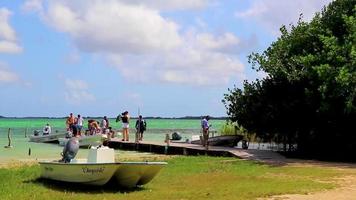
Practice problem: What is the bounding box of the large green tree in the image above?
[223,0,356,159]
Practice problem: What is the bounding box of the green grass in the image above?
[0,156,345,200]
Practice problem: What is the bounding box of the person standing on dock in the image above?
[201,115,210,147]
[101,116,109,133]
[66,113,75,132]
[121,111,130,141]
[135,115,147,141]
[76,114,83,136]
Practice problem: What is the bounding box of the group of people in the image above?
[45,113,208,147]
[87,116,113,136]
[119,111,147,142]
[63,111,147,141]
[59,113,210,163]
[65,113,84,136]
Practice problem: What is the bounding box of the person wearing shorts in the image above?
[76,114,83,135]
[121,111,130,141]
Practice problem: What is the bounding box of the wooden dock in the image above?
[108,138,286,165]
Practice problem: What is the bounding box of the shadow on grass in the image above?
[24,177,145,194]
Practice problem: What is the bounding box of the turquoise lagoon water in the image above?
[0,118,225,162]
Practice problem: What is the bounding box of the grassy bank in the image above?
[0,156,345,200]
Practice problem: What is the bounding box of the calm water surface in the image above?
[0,118,225,162]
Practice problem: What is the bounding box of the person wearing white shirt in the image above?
[76,114,84,135]
[43,123,51,135]
[101,116,109,134]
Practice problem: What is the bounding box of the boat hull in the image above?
[114,162,167,187]
[29,132,66,143]
[191,135,243,147]
[39,161,167,187]
[39,162,117,185]
[58,134,107,147]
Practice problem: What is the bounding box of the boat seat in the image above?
[87,146,115,163]
[70,159,87,163]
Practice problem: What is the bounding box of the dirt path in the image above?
[263,160,356,200]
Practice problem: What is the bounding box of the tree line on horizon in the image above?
[223,0,355,160]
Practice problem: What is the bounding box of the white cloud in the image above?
[26,0,246,86]
[64,79,95,104]
[0,8,22,53]
[43,0,182,54]
[22,0,44,12]
[109,43,244,86]
[118,0,210,11]
[64,50,81,64]
[194,32,240,53]
[236,0,333,34]
[0,41,23,53]
[0,62,20,83]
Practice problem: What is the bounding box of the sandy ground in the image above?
[262,159,356,200]
[0,159,37,169]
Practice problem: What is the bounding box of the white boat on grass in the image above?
[58,134,107,147]
[29,131,66,143]
[39,147,167,188]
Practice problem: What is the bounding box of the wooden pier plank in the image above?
[108,138,286,165]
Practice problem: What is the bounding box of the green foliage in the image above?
[219,122,239,136]
[223,0,356,158]
[0,157,345,200]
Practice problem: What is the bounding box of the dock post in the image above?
[164,134,170,154]
[4,128,13,148]
[183,148,188,156]
[25,128,27,138]
[205,130,209,151]
[135,130,139,144]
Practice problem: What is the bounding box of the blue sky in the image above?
[0,0,332,117]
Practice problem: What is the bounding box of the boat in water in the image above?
[29,131,66,143]
[58,134,107,147]
[39,147,167,188]
[191,135,243,147]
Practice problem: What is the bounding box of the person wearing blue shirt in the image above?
[201,115,210,147]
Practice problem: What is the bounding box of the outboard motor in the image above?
[171,132,182,140]
[241,140,249,149]
[62,137,79,163]
[65,131,73,138]
[33,130,40,136]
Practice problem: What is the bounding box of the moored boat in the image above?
[29,131,67,143]
[58,134,107,147]
[191,135,243,147]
